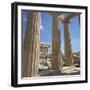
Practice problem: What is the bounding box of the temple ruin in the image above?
[22,11,80,77]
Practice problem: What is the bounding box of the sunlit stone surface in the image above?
[22,12,40,77]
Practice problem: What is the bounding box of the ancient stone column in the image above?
[51,13,62,70]
[64,21,73,66]
[22,11,40,77]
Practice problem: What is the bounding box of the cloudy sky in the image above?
[22,11,80,53]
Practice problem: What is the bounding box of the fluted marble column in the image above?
[51,14,62,70]
[64,21,73,66]
[22,12,40,77]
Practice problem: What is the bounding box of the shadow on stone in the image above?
[40,70,80,76]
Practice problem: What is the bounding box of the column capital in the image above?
[50,12,61,17]
[63,19,71,25]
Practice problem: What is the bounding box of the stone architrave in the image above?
[51,13,62,70]
[64,21,73,66]
[22,11,40,77]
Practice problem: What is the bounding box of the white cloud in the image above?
[39,12,44,31]
[40,24,43,30]
[23,18,27,22]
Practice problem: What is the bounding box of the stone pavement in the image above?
[39,66,80,76]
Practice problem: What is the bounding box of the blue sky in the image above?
[22,11,80,53]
